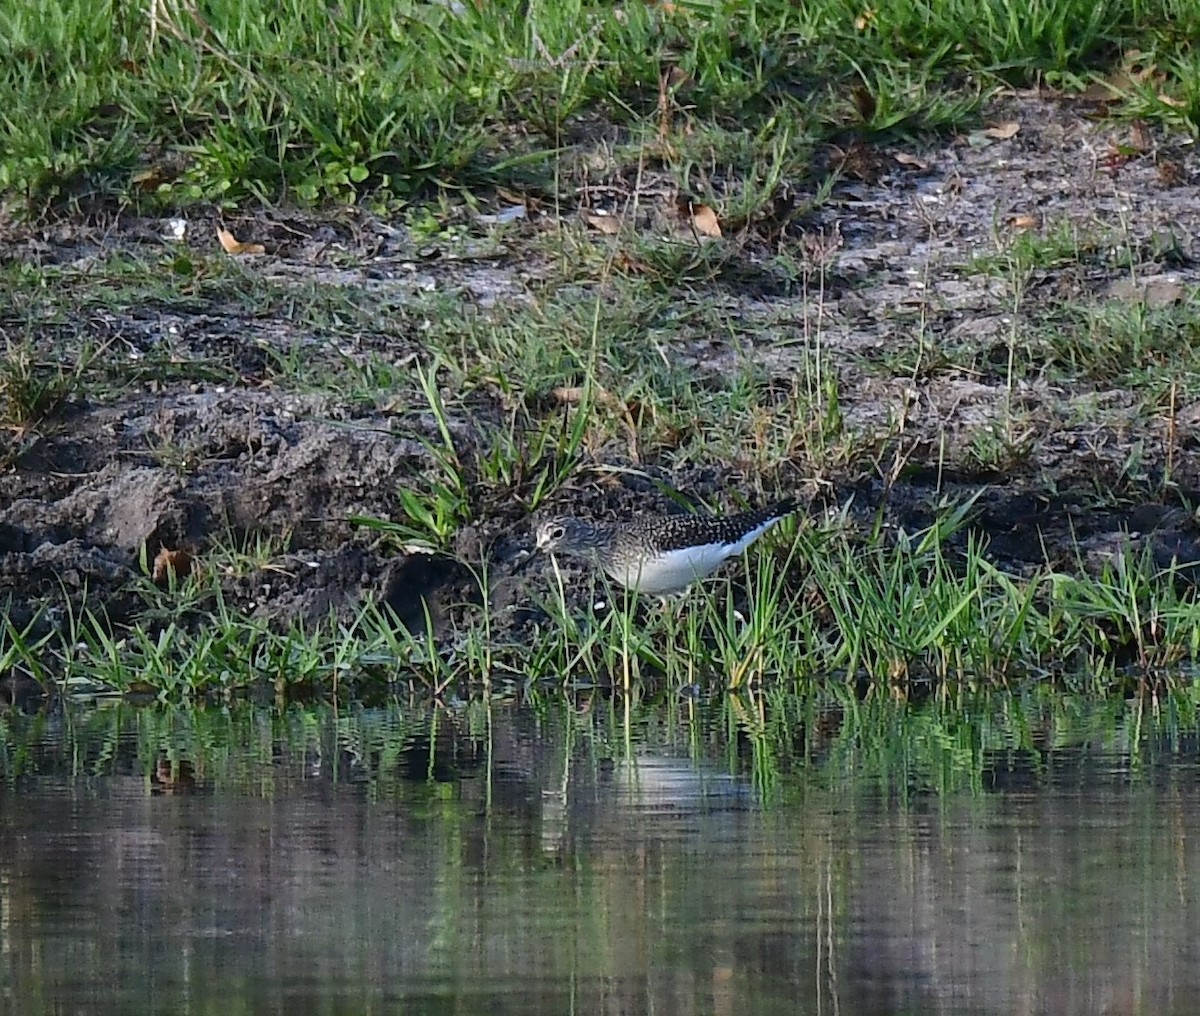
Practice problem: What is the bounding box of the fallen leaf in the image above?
[131,166,171,190]
[152,547,194,585]
[1006,213,1039,231]
[1158,92,1189,109]
[1123,50,1153,72]
[676,200,720,238]
[549,390,647,459]
[1079,79,1118,102]
[615,250,652,275]
[582,211,621,235]
[852,84,877,122]
[854,7,876,30]
[893,151,929,169]
[1081,53,1159,101]
[495,186,535,208]
[552,385,588,405]
[663,65,691,91]
[982,122,1020,140]
[1130,119,1151,152]
[217,227,265,256]
[551,385,625,412]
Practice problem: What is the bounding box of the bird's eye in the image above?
[549,524,565,541]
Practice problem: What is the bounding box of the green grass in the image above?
[0,235,852,486]
[4,222,1199,702]
[0,335,96,430]
[957,226,1200,402]
[1035,300,1200,398]
[4,496,1200,702]
[6,1,1200,703]
[0,334,106,469]
[1,0,1197,214]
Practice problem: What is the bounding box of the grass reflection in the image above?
[4,684,1198,799]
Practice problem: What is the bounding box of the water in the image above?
[3,693,1200,1015]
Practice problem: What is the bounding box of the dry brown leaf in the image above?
[552,385,622,410]
[1123,50,1154,75]
[1130,119,1151,152]
[1079,79,1118,102]
[893,151,929,169]
[664,65,691,91]
[131,166,171,190]
[552,385,637,459]
[1081,51,1159,101]
[495,186,539,212]
[152,547,194,586]
[1158,92,1189,109]
[552,385,587,405]
[982,122,1020,140]
[689,203,722,238]
[854,7,876,30]
[852,84,877,122]
[582,211,621,235]
[615,251,652,275]
[1006,213,1039,232]
[217,227,265,256]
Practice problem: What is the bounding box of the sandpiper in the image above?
[535,497,796,595]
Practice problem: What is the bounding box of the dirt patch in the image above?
[3,95,1200,641]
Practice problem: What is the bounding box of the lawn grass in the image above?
[1,0,1197,214]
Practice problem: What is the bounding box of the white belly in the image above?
[605,516,782,594]
[607,544,729,594]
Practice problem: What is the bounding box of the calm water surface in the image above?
[3,693,1200,1014]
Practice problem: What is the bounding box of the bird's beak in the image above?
[535,531,551,552]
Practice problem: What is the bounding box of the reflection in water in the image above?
[2,695,1200,1015]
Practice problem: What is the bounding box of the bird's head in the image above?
[535,517,607,557]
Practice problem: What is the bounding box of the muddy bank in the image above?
[3,95,1200,643]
